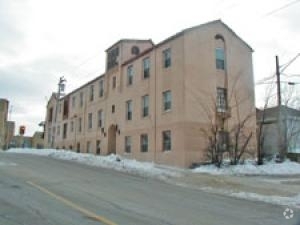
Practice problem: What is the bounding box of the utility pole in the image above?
[51,76,66,148]
[275,55,284,160]
[276,55,281,106]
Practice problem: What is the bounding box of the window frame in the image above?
[163,48,171,68]
[216,87,227,113]
[88,113,93,129]
[162,130,171,151]
[140,134,148,152]
[89,85,94,102]
[142,95,149,117]
[127,65,133,86]
[143,57,150,79]
[215,48,225,70]
[163,90,172,111]
[126,100,132,121]
[125,136,131,153]
[99,79,104,97]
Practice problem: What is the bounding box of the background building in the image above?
[257,105,300,161]
[0,98,15,150]
[44,20,257,168]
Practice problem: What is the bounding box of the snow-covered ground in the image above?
[193,159,300,175]
[7,148,180,179]
[5,148,300,209]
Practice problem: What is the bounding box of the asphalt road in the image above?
[0,152,299,225]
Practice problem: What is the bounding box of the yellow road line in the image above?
[26,181,117,225]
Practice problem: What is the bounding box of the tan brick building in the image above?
[44,20,256,168]
[0,99,15,150]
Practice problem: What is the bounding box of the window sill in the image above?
[162,109,172,114]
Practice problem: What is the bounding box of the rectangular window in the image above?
[99,80,104,97]
[142,95,149,117]
[47,128,51,144]
[98,110,103,128]
[70,121,74,132]
[63,98,69,119]
[58,103,62,113]
[163,48,171,68]
[127,65,133,85]
[80,92,84,108]
[87,141,91,153]
[163,90,172,111]
[112,105,115,113]
[125,136,131,153]
[88,113,93,129]
[126,100,132,120]
[162,130,171,151]
[140,134,148,152]
[112,76,116,89]
[143,58,150,79]
[48,107,53,122]
[90,85,94,101]
[217,87,227,112]
[63,123,67,139]
[72,96,76,108]
[216,48,225,70]
[96,140,101,155]
[57,125,60,136]
[78,117,82,132]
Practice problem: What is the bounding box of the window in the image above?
[63,99,69,118]
[72,96,76,108]
[143,58,150,79]
[99,80,104,97]
[216,48,225,70]
[48,107,53,122]
[127,65,133,85]
[126,100,132,120]
[125,136,131,153]
[163,48,171,68]
[89,85,94,101]
[96,140,101,155]
[112,76,116,89]
[70,121,74,132]
[162,130,171,151]
[57,125,60,136]
[112,105,115,113]
[63,123,67,139]
[140,134,148,152]
[87,141,91,153]
[80,92,84,108]
[88,113,93,129]
[47,128,51,144]
[142,95,149,117]
[78,117,82,132]
[217,87,227,112]
[163,90,172,111]
[58,103,62,113]
[98,110,103,128]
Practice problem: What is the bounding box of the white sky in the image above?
[0,0,299,136]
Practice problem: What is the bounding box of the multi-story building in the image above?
[44,20,256,168]
[0,98,15,150]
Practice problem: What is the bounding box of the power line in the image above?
[264,0,300,17]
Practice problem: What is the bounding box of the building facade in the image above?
[0,99,15,150]
[44,20,257,168]
[257,106,300,161]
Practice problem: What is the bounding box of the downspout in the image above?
[154,47,157,163]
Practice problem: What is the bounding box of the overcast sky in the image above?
[0,0,299,136]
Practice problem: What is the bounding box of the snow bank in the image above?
[7,148,179,179]
[193,160,300,175]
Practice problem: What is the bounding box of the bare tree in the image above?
[198,72,256,167]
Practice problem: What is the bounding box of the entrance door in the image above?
[107,125,116,155]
